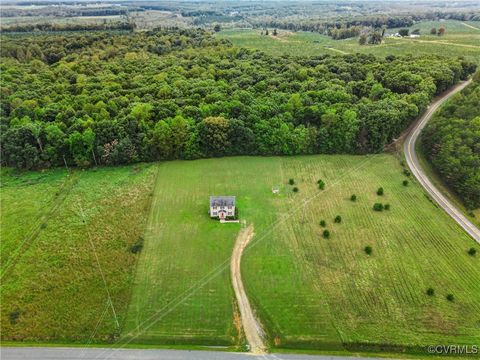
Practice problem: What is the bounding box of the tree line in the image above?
[0,22,134,33]
[1,6,138,18]
[422,73,480,209]
[0,29,476,170]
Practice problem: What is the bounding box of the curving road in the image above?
[404,79,480,244]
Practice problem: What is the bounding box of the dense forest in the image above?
[422,74,480,209]
[0,29,476,169]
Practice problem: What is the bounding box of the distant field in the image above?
[124,155,479,352]
[217,20,480,64]
[0,10,189,29]
[0,165,156,342]
[0,15,123,26]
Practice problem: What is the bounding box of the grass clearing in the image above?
[0,168,69,270]
[2,155,479,353]
[125,155,479,352]
[0,164,156,342]
[241,155,480,352]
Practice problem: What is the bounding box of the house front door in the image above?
[219,211,226,219]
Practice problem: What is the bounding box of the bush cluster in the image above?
[373,203,384,211]
[130,237,144,254]
[317,179,325,190]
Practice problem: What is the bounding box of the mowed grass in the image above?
[0,164,156,342]
[2,155,479,352]
[218,20,480,64]
[123,159,283,346]
[241,155,480,351]
[124,155,480,352]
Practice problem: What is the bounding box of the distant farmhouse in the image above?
[210,196,236,219]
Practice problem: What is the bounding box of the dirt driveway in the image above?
[230,225,266,354]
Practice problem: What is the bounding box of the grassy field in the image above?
[217,20,480,64]
[0,164,156,342]
[123,160,243,346]
[2,155,479,354]
[240,155,480,352]
[123,155,479,353]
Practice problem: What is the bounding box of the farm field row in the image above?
[217,20,480,64]
[2,155,479,354]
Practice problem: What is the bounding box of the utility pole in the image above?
[63,155,69,174]
[92,149,98,166]
[302,199,307,224]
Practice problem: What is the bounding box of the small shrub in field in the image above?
[334,215,342,223]
[364,246,373,255]
[403,180,409,186]
[130,237,144,254]
[377,187,384,196]
[426,288,434,296]
[292,187,299,193]
[403,169,411,177]
[350,194,357,201]
[40,223,47,229]
[9,310,20,325]
[323,229,330,238]
[373,203,384,211]
[288,178,295,185]
[317,179,325,190]
[384,204,390,210]
[446,294,454,302]
[319,220,326,227]
[468,248,477,256]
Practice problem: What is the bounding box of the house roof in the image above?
[210,196,236,207]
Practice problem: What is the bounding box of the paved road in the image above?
[230,225,266,354]
[0,347,390,360]
[404,79,480,244]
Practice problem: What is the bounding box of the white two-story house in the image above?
[209,196,236,219]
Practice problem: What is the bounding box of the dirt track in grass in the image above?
[230,225,266,354]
